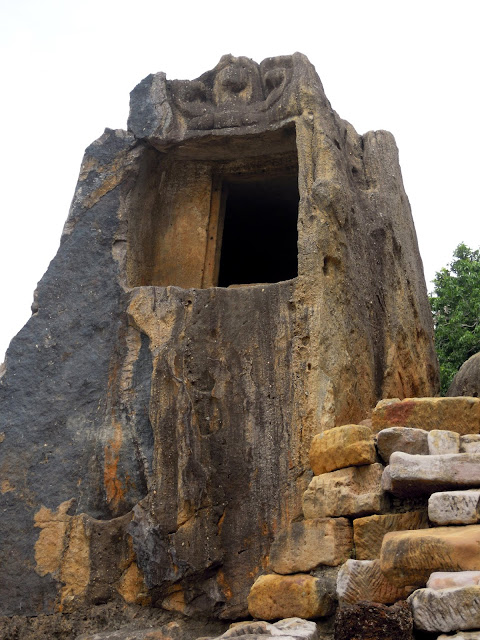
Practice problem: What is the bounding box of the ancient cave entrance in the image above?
[125,124,299,289]
[216,173,299,287]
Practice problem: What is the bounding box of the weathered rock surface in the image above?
[428,429,460,454]
[200,618,319,640]
[448,353,480,398]
[382,451,480,496]
[77,623,187,640]
[437,632,480,640]
[353,510,428,560]
[334,601,413,640]
[380,525,480,587]
[376,426,429,463]
[408,585,480,632]
[247,574,335,620]
[308,424,376,475]
[336,559,415,605]
[269,518,352,574]
[0,53,438,620]
[0,604,227,640]
[428,490,480,525]
[372,397,480,434]
[460,434,480,453]
[303,464,388,519]
[427,571,480,590]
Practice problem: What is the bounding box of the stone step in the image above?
[428,429,461,454]
[372,397,480,434]
[382,451,480,496]
[376,426,429,463]
[427,571,480,590]
[309,424,376,475]
[437,633,480,640]
[302,463,388,519]
[269,518,352,574]
[336,559,414,605]
[379,524,480,587]
[198,618,319,640]
[353,510,428,560]
[247,573,335,621]
[408,585,480,633]
[428,490,480,525]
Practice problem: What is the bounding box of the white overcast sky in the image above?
[0,0,479,360]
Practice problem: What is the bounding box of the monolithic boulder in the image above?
[408,585,480,632]
[336,559,415,605]
[428,491,480,525]
[302,464,388,519]
[308,425,376,475]
[428,429,460,454]
[372,397,480,434]
[376,427,429,463]
[269,518,352,574]
[0,53,438,620]
[448,352,480,398]
[380,525,480,587]
[382,452,480,496]
[353,510,428,560]
[247,574,335,620]
[427,571,480,590]
[334,601,413,640]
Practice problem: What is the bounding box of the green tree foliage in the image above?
[430,243,480,394]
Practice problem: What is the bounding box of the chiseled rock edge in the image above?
[336,559,414,605]
[382,452,480,496]
[408,585,480,632]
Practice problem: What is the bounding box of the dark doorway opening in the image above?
[217,174,299,287]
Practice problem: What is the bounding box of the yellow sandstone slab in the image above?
[372,397,480,435]
[353,510,428,560]
[380,525,480,587]
[309,424,376,475]
[247,573,335,620]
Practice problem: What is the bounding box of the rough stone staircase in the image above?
[244,396,480,640]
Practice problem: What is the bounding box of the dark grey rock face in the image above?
[0,54,438,622]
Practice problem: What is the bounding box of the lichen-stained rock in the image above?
[380,525,480,587]
[353,510,428,560]
[204,618,319,640]
[427,571,480,590]
[372,397,480,434]
[460,434,480,453]
[303,463,388,519]
[428,491,480,525]
[428,430,460,454]
[382,452,480,497]
[247,574,335,620]
[376,426,429,463]
[437,633,480,640]
[0,53,438,619]
[269,518,352,574]
[448,352,480,398]
[334,601,413,640]
[408,585,480,632]
[337,559,415,605]
[308,425,376,475]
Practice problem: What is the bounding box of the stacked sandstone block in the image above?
[248,396,480,640]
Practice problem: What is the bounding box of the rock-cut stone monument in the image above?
[0,53,438,630]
